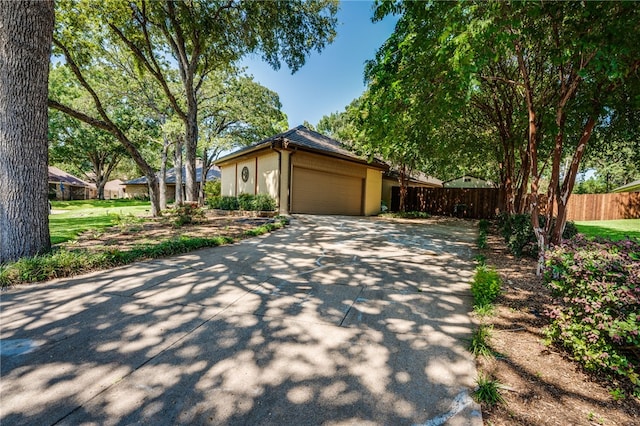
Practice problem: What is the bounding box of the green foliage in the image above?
[544,236,640,391]
[471,265,502,312]
[468,325,494,357]
[473,373,505,407]
[244,217,289,237]
[203,180,221,198]
[207,196,240,210]
[207,194,277,212]
[497,213,578,257]
[165,202,205,227]
[378,211,431,219]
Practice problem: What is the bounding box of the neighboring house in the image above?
[124,165,221,200]
[103,179,126,199]
[612,179,640,193]
[443,175,496,189]
[381,170,442,209]
[214,125,389,216]
[48,166,96,200]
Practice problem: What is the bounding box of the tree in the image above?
[0,1,54,263]
[49,67,129,199]
[371,1,640,262]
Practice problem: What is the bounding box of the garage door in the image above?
[291,167,363,215]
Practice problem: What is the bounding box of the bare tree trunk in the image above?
[174,136,184,206]
[0,1,54,263]
[159,134,170,210]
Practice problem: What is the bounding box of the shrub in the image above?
[252,193,277,211]
[544,236,640,390]
[166,202,204,227]
[379,211,430,219]
[497,213,578,257]
[471,265,502,311]
[469,325,494,357]
[207,195,239,210]
[204,180,221,198]
[473,373,505,407]
[207,194,277,212]
[237,193,254,210]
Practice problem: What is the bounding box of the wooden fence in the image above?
[391,187,505,219]
[391,187,640,221]
[563,192,640,221]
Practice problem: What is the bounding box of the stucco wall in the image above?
[364,169,383,216]
[257,152,279,199]
[220,165,236,197]
[292,152,367,178]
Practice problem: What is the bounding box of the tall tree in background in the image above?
[53,0,337,203]
[370,1,640,260]
[0,1,54,263]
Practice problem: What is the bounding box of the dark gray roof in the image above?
[48,166,91,187]
[125,165,221,185]
[215,125,387,169]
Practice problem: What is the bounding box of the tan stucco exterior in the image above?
[218,147,385,216]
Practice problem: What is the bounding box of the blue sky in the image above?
[241,1,399,129]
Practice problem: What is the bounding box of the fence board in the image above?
[563,193,640,221]
[391,187,640,221]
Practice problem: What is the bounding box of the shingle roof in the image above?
[612,179,640,193]
[215,125,387,169]
[48,166,92,187]
[125,166,221,185]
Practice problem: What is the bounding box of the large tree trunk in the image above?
[0,1,54,263]
[184,109,198,202]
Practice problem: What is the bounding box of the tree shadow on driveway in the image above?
[0,215,482,425]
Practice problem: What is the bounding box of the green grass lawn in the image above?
[49,199,152,244]
[574,219,640,241]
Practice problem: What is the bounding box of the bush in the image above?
[204,180,221,198]
[237,193,254,210]
[471,265,502,311]
[166,202,204,226]
[207,195,239,210]
[206,194,277,212]
[544,236,640,391]
[497,213,578,257]
[252,193,277,211]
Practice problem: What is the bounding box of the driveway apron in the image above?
[0,215,482,425]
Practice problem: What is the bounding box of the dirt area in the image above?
[478,231,640,425]
[60,211,274,254]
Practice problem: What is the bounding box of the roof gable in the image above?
[215,125,387,169]
[48,166,91,187]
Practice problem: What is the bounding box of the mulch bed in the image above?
[477,232,640,425]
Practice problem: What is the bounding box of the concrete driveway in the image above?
[0,215,481,425]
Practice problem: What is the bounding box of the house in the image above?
[612,179,640,193]
[382,170,442,209]
[48,166,96,200]
[124,165,221,200]
[214,125,389,215]
[443,175,496,189]
[103,179,126,199]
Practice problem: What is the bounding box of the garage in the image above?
[291,167,363,215]
[214,125,388,216]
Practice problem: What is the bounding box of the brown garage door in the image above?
[291,167,363,215]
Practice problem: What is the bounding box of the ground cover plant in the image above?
[575,219,640,242]
[476,227,640,425]
[544,236,640,395]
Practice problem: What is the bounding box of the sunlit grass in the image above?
[49,199,152,244]
[574,219,640,241]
